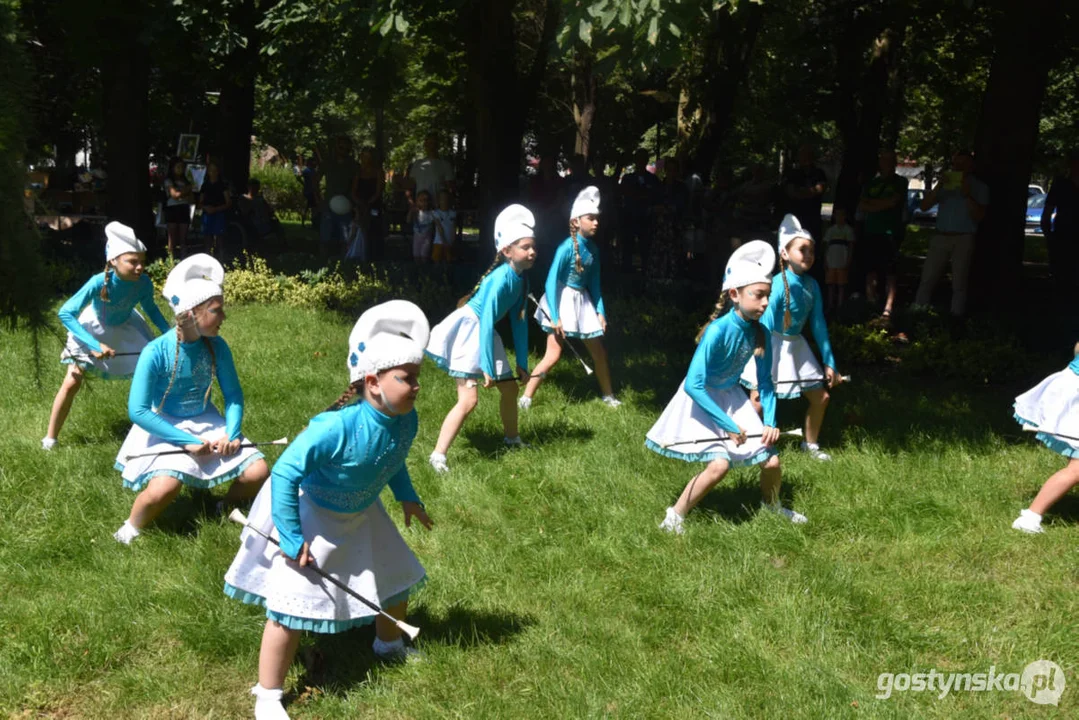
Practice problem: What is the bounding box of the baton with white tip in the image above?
[527,293,594,375]
[123,437,289,461]
[774,375,852,385]
[659,428,803,449]
[228,509,421,641]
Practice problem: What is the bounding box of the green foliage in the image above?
[0,0,48,331]
[251,165,306,217]
[831,315,1037,385]
[144,255,178,294]
[224,254,393,313]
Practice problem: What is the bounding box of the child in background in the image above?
[741,214,840,461]
[823,207,856,312]
[425,205,536,473]
[521,186,620,409]
[44,222,171,449]
[432,190,457,264]
[408,190,436,263]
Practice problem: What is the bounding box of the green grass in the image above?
[1,298,1077,719]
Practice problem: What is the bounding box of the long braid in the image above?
[569,219,583,273]
[753,320,767,358]
[458,255,503,308]
[695,293,729,344]
[325,380,364,412]
[101,263,112,303]
[157,325,183,412]
[201,336,217,409]
[779,257,793,331]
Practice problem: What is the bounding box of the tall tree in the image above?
[970,0,1069,309]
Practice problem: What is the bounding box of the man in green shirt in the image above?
[858,149,908,319]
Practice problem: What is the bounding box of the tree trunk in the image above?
[688,2,764,180]
[102,38,152,244]
[969,0,1063,310]
[833,24,904,217]
[572,45,596,161]
[464,0,559,263]
[216,0,260,190]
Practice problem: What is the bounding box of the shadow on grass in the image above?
[462,421,595,456]
[665,467,804,526]
[292,604,535,697]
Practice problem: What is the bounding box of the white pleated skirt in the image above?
[223,482,426,633]
[61,306,155,379]
[645,381,775,467]
[425,305,514,381]
[114,407,264,490]
[740,332,825,399]
[1014,368,1079,459]
[534,287,604,339]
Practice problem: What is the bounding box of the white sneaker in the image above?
[372,636,421,663]
[602,395,622,408]
[428,452,449,474]
[113,521,141,545]
[504,436,530,449]
[801,441,832,461]
[518,396,533,410]
[251,684,289,720]
[1011,509,1044,534]
[41,437,57,451]
[761,502,808,524]
[659,506,685,535]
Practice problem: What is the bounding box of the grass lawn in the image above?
[1,295,1077,719]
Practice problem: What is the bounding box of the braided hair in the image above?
[568,219,584,274]
[325,380,364,412]
[457,255,503,308]
[157,309,218,412]
[100,263,112,303]
[778,256,793,331]
[695,290,767,358]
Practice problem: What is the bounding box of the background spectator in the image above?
[198,159,231,259]
[858,149,908,319]
[163,156,195,257]
[913,149,989,317]
[1043,150,1079,305]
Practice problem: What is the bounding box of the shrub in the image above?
[250,165,306,220]
[224,254,393,313]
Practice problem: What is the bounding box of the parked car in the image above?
[1027,193,1057,233]
[907,188,937,224]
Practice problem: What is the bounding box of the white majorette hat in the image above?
[494,204,536,252]
[722,240,776,291]
[162,253,225,315]
[347,300,431,383]
[570,186,601,220]
[777,213,813,253]
[104,221,147,261]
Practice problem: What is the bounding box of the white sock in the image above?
[41,437,57,450]
[373,636,405,656]
[1020,509,1043,522]
[251,684,288,720]
[113,521,140,545]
